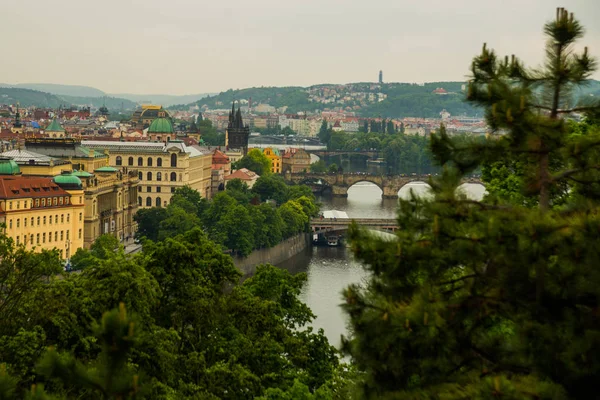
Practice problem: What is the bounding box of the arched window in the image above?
[138,171,142,180]
[157,158,162,167]
[155,197,161,207]
[128,157,134,166]
[147,172,152,181]
[170,172,177,182]
[138,196,142,206]
[156,172,162,181]
[116,156,122,166]
[138,157,143,166]
[170,153,177,167]
[147,157,153,167]
[146,197,152,206]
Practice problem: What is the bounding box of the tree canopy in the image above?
[343,9,600,399]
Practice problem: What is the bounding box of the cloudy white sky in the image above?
[3,0,599,94]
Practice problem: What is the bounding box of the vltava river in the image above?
[278,182,485,348]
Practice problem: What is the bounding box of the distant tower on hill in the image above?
[379,70,383,84]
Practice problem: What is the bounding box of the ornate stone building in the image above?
[282,148,311,173]
[131,105,172,130]
[75,167,139,247]
[18,139,139,247]
[0,161,85,259]
[82,138,212,207]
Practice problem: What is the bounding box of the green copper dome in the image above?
[148,117,174,134]
[0,160,21,175]
[53,172,82,190]
[45,118,65,132]
[94,166,118,173]
[72,169,93,177]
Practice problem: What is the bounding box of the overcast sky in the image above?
[3,0,599,95]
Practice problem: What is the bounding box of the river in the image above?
[278,182,486,348]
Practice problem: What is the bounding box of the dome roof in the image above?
[94,166,118,173]
[72,169,93,177]
[45,118,65,132]
[148,117,174,134]
[0,160,21,175]
[53,172,82,190]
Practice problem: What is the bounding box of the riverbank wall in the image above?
[233,233,312,275]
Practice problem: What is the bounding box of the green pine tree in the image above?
[343,8,600,399]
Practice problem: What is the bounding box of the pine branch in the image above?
[552,165,600,182]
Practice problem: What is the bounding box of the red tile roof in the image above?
[0,176,68,199]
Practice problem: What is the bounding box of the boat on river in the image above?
[327,236,339,246]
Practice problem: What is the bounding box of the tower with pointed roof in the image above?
[225,101,250,155]
[45,118,66,138]
[11,103,24,134]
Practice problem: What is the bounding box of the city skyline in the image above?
[3,0,600,95]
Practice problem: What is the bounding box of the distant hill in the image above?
[60,95,138,110]
[0,87,70,108]
[178,80,600,119]
[3,83,106,97]
[110,93,215,107]
[176,83,475,118]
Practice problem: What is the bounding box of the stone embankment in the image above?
[232,233,311,275]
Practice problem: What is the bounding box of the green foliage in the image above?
[251,174,290,204]
[310,160,327,173]
[327,130,438,174]
[343,9,600,399]
[36,303,143,399]
[234,148,272,176]
[133,208,168,242]
[197,119,225,146]
[0,219,340,399]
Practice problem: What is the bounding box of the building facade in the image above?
[76,167,139,247]
[82,140,212,207]
[0,161,85,259]
[262,147,282,174]
[282,148,311,173]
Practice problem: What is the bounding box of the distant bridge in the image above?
[308,150,379,159]
[311,218,398,234]
[286,171,483,198]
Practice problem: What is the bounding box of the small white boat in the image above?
[327,236,339,246]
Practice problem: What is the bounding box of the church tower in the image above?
[225,102,250,156]
[11,103,24,134]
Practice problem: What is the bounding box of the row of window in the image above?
[140,186,176,194]
[8,213,82,229]
[137,171,182,182]
[116,154,178,167]
[8,197,71,210]
[138,197,166,207]
[15,229,81,246]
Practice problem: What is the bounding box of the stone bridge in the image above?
[308,150,379,159]
[285,171,483,198]
[311,218,398,234]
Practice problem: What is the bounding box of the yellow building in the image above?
[0,161,84,259]
[262,147,282,174]
[82,137,212,207]
[75,167,139,247]
[6,145,139,248]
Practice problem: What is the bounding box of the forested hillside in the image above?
[179,79,600,119]
[0,87,68,108]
